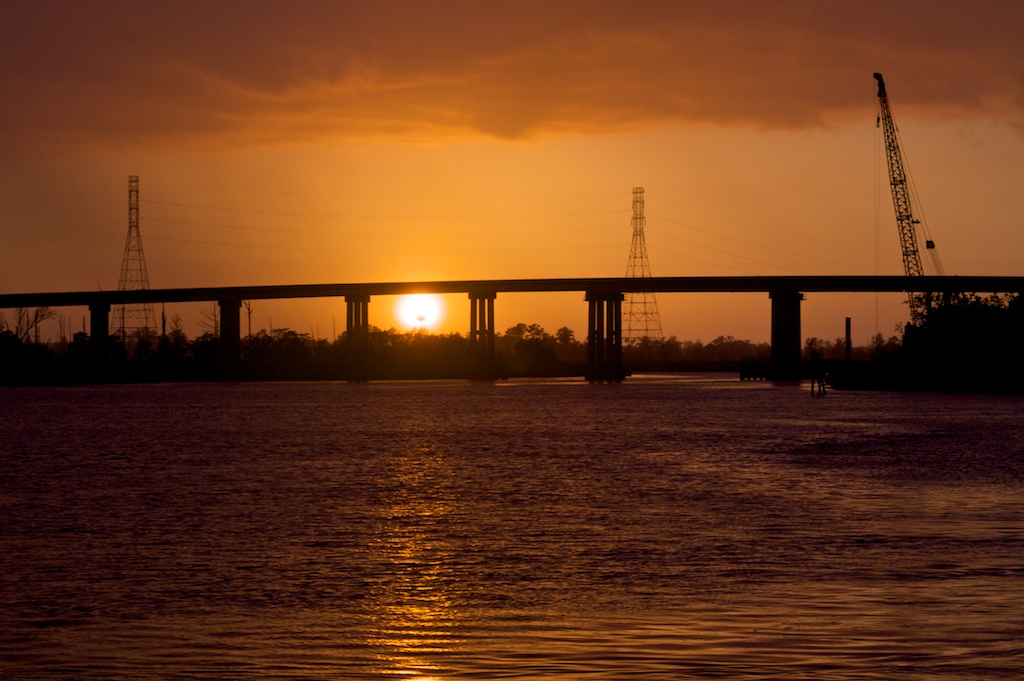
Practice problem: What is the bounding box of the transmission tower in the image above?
[115,175,156,342]
[623,186,663,343]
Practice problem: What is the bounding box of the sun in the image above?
[395,294,446,331]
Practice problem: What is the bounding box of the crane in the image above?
[874,72,943,326]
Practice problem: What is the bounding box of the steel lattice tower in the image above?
[623,187,663,343]
[115,175,156,341]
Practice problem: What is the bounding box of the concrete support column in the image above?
[345,294,370,341]
[769,290,804,381]
[607,295,623,371]
[89,301,110,364]
[345,294,371,379]
[218,298,242,376]
[469,291,496,378]
[585,291,626,382]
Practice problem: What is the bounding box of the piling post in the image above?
[809,350,826,396]
[845,317,852,364]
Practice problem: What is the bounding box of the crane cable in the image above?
[896,127,945,277]
[877,98,945,278]
[875,106,882,335]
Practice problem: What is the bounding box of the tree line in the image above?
[0,312,872,384]
[0,310,777,384]
[827,292,1024,392]
[2,292,1020,389]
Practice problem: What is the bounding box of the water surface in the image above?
[2,376,1022,678]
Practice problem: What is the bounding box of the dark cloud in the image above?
[2,0,1023,153]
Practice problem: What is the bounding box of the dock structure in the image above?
[739,357,769,381]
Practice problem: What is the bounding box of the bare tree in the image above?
[10,307,56,344]
[198,302,220,337]
[243,300,253,339]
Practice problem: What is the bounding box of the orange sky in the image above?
[2,1,1023,345]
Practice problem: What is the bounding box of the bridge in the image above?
[2,275,1022,381]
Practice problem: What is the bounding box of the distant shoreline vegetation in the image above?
[1,293,1021,392]
[0,318,772,384]
[828,292,1024,394]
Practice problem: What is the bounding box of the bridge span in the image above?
[3,275,1022,381]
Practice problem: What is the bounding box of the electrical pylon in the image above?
[623,187,663,344]
[115,175,156,342]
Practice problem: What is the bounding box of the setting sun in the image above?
[395,294,446,331]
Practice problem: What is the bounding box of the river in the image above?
[2,376,1022,679]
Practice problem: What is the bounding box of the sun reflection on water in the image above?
[366,444,463,679]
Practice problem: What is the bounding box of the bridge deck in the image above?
[2,275,1022,308]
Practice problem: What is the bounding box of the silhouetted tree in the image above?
[4,306,56,344]
[198,302,219,336]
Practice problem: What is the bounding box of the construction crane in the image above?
[874,72,944,326]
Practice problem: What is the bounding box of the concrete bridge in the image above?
[2,275,1022,381]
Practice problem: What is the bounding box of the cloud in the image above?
[2,1,1023,154]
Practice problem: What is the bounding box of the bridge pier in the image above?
[769,290,803,381]
[469,291,496,378]
[585,291,626,382]
[89,301,110,365]
[218,298,241,377]
[345,294,371,379]
[345,294,370,340]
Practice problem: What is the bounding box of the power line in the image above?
[142,216,624,239]
[146,180,624,200]
[142,199,624,223]
[146,233,622,256]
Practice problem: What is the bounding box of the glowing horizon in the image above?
[2,2,1023,346]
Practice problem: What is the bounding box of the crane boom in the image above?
[874,72,931,325]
